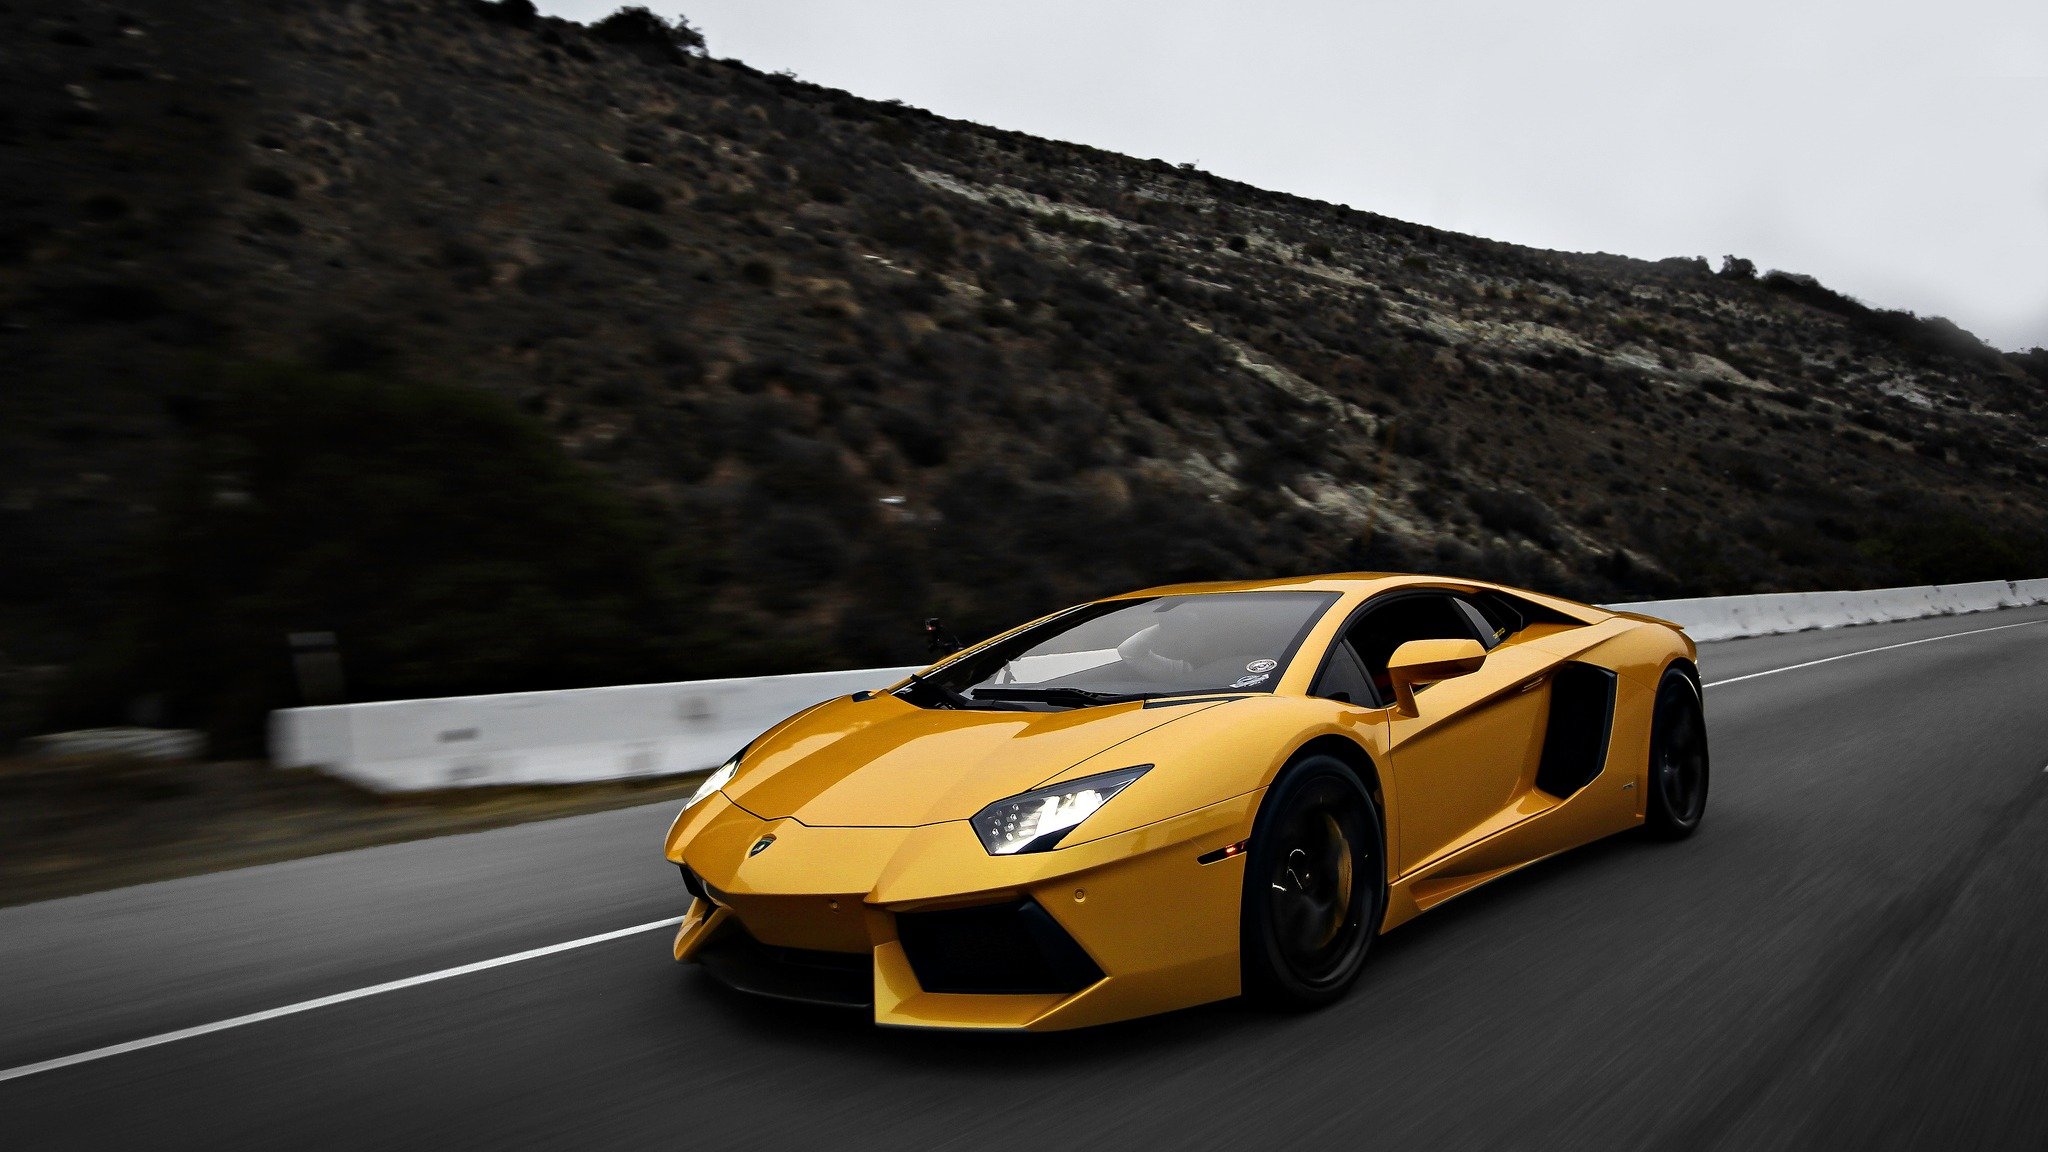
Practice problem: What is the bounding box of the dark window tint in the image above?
[1347,594,1482,697]
[1312,639,1374,705]
[1454,597,1507,649]
[1468,591,1529,639]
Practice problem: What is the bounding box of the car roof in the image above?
[1109,572,1612,625]
[1112,572,1440,598]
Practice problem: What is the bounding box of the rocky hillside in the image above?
[5,0,2046,748]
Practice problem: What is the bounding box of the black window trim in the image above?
[1311,636,1376,708]
[1308,586,1490,710]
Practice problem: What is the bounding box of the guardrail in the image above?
[272,579,2048,792]
[272,665,919,794]
[1619,579,2045,643]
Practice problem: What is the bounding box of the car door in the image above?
[1348,591,1565,877]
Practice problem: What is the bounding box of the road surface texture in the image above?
[7,607,2048,1150]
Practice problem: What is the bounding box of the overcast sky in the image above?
[540,1,2048,351]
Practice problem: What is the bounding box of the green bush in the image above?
[608,180,665,213]
[1467,487,1561,547]
[60,363,693,753]
[470,0,537,27]
[591,6,705,63]
[243,166,297,199]
[1865,513,2048,585]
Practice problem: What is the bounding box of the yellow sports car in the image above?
[663,574,1707,1030]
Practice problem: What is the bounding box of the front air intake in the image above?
[696,927,875,1009]
[895,899,1105,995]
[677,863,710,903]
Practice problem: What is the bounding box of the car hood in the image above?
[722,691,1229,827]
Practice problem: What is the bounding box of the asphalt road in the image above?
[7,606,2048,1151]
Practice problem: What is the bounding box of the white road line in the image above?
[0,915,683,1086]
[1703,617,2046,689]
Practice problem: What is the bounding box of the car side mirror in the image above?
[1386,638,1486,715]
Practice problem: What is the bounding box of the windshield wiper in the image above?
[968,687,1156,708]
[901,671,985,710]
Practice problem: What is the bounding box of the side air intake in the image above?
[1535,663,1618,798]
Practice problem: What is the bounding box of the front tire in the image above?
[1240,754,1383,1009]
[1643,669,1709,839]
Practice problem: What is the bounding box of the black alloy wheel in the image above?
[1241,754,1383,1008]
[1643,669,1709,839]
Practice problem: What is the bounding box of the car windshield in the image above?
[905,591,1341,710]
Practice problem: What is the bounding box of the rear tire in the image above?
[1240,754,1383,1009]
[1642,669,1709,840]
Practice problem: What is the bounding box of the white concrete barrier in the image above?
[1612,579,2040,643]
[275,578,2047,792]
[272,666,916,793]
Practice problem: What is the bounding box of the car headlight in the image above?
[685,751,741,811]
[971,765,1151,855]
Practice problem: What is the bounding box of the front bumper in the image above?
[666,790,1262,1031]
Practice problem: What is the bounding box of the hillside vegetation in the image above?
[5,0,2046,750]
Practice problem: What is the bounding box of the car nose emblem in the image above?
[748,834,776,857]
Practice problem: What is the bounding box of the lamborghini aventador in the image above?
[662,574,1708,1030]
